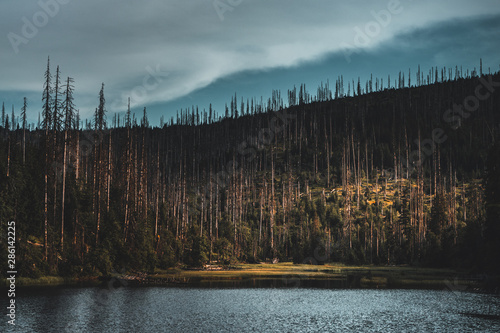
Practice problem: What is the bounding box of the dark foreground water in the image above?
[3,286,500,332]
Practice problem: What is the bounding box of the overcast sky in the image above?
[1,0,500,126]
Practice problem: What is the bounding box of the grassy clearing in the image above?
[1,275,100,288]
[2,263,480,289]
[150,263,473,289]
[1,276,65,287]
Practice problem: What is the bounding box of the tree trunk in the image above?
[61,130,67,252]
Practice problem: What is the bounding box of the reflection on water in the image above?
[2,287,500,332]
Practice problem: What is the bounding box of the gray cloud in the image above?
[1,0,500,122]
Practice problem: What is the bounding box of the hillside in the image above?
[1,68,500,278]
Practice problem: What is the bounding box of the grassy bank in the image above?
[145,263,488,290]
[3,263,495,290]
[1,275,100,288]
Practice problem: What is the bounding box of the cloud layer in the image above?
[1,0,500,123]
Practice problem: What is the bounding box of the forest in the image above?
[1,59,500,279]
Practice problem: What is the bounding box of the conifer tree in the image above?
[1,102,5,128]
[41,56,52,262]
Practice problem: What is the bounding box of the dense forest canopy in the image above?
[1,59,500,278]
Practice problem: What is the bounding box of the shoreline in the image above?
[3,263,499,292]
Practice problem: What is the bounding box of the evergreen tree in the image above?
[95,83,106,130]
[20,97,27,129]
[63,77,75,130]
[21,97,28,164]
[41,56,51,262]
[53,66,62,131]
[125,97,132,128]
[42,57,52,131]
[11,105,15,130]
[1,102,5,128]
[141,107,149,128]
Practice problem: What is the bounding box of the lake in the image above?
[3,286,500,332]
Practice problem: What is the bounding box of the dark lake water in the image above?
[3,286,500,332]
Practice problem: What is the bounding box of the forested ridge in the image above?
[1,60,500,278]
